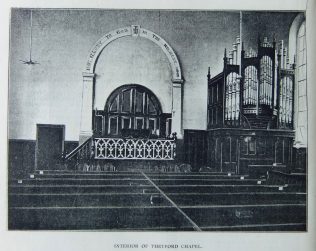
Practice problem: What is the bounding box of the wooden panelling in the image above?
[184,130,207,171]
[9,139,78,178]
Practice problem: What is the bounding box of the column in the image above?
[79,72,95,144]
[171,80,183,139]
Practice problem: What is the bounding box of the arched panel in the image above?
[243,66,258,106]
[279,76,293,125]
[104,84,162,137]
[260,56,273,106]
[225,72,240,121]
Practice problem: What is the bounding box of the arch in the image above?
[79,26,184,143]
[292,18,307,147]
[288,13,305,64]
[84,25,183,83]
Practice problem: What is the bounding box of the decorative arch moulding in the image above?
[84,25,183,84]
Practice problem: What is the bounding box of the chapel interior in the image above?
[8,9,307,231]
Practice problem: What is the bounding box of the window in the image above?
[295,21,307,146]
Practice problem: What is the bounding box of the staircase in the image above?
[245,114,272,129]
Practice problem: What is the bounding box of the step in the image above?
[10,178,265,186]
[34,170,233,176]
[200,223,306,231]
[9,193,168,207]
[10,178,150,186]
[9,192,306,208]
[182,204,306,229]
[8,207,192,230]
[9,183,304,194]
[8,204,306,230]
[168,193,306,206]
[29,173,247,180]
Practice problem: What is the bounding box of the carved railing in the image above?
[64,137,93,170]
[94,136,176,160]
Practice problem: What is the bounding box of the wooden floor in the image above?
[8,170,306,231]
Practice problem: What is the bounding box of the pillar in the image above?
[171,80,184,139]
[79,72,95,144]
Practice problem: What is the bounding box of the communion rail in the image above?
[94,137,176,160]
[63,136,177,170]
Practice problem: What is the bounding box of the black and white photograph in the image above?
[2,0,316,250]
[7,7,309,232]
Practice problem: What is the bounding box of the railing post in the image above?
[172,132,177,159]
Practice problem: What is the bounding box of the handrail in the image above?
[65,137,92,160]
